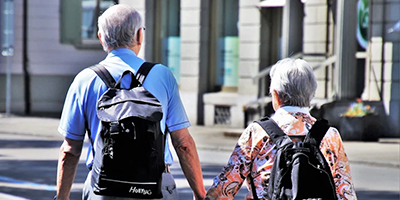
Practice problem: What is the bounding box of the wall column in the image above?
[335,0,358,100]
[180,0,204,124]
[281,0,303,58]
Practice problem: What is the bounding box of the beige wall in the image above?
[0,0,106,114]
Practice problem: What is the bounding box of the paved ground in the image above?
[0,115,399,199]
[1,115,398,168]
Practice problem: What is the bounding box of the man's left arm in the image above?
[170,128,206,200]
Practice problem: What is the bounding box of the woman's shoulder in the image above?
[320,126,345,150]
[323,126,342,140]
[248,121,270,136]
[236,122,271,145]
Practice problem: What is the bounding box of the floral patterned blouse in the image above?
[205,106,357,200]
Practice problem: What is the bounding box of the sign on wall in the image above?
[217,36,239,87]
[1,0,14,57]
[166,37,181,84]
[357,0,369,49]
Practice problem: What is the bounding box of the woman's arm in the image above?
[320,128,358,200]
[206,123,267,200]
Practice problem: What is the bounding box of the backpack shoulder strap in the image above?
[136,62,157,84]
[248,169,259,200]
[250,118,289,200]
[255,118,289,147]
[306,119,331,146]
[90,64,116,88]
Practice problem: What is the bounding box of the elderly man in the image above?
[55,4,206,200]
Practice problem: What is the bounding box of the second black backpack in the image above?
[89,62,165,199]
[254,118,338,200]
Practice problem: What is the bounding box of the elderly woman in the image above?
[205,58,357,200]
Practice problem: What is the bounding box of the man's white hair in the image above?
[269,58,317,107]
[98,4,143,52]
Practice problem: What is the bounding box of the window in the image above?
[60,0,117,48]
[160,0,181,83]
[209,0,239,92]
[214,105,231,125]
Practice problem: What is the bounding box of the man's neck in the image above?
[108,46,139,55]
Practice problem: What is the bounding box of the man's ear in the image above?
[98,32,103,46]
[136,28,143,45]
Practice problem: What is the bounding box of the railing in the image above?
[312,55,336,100]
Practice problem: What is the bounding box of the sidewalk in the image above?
[0,115,399,168]
[0,193,29,200]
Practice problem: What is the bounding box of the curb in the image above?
[196,144,235,152]
[223,129,243,138]
[349,159,400,168]
[379,138,400,144]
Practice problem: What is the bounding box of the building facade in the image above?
[0,0,399,136]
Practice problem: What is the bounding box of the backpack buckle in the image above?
[110,122,120,135]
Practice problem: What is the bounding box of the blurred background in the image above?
[0,0,399,199]
[0,0,399,139]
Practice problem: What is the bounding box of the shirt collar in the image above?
[272,106,314,135]
[276,106,310,115]
[107,48,137,58]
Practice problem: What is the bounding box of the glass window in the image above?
[60,0,117,48]
[82,0,115,40]
[161,0,181,83]
[216,0,239,91]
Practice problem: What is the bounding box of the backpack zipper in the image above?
[101,178,157,185]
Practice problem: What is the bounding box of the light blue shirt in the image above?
[58,48,190,167]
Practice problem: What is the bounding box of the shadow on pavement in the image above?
[171,164,400,200]
[0,138,398,200]
[0,140,62,149]
[0,159,88,200]
[170,163,249,199]
[356,190,400,200]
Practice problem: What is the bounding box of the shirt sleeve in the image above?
[58,71,91,140]
[320,127,358,200]
[164,67,191,132]
[140,64,190,133]
[206,123,265,200]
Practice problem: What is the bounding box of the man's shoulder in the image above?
[67,67,100,95]
[144,63,176,84]
[74,66,97,81]
[147,63,170,74]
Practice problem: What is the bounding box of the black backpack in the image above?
[88,62,165,199]
[250,118,338,200]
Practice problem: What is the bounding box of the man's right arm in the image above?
[56,137,83,200]
[170,128,206,200]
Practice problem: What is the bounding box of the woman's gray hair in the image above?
[269,58,317,107]
[98,4,143,52]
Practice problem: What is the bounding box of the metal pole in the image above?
[5,56,11,115]
[1,0,15,115]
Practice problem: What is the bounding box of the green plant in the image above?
[342,98,376,117]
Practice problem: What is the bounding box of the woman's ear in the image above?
[272,90,282,111]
